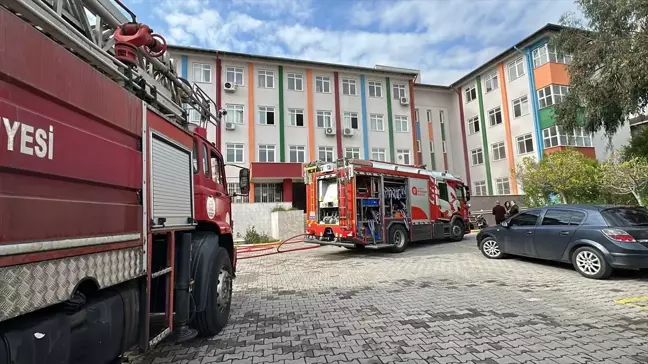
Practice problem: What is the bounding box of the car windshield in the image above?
[601,207,648,227]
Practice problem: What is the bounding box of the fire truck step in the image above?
[151,267,172,278]
[363,244,394,250]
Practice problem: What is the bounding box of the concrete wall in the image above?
[271,210,306,241]
[232,202,292,240]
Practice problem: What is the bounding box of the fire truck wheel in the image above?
[389,225,409,253]
[450,218,465,241]
[193,247,233,337]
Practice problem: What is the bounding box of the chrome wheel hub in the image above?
[576,251,601,275]
[452,225,462,236]
[216,267,232,312]
[482,239,500,257]
[394,230,405,248]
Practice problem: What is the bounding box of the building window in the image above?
[315,76,331,93]
[370,113,385,131]
[474,181,487,196]
[442,141,447,153]
[225,104,244,124]
[488,107,503,127]
[289,145,306,163]
[429,141,435,153]
[225,143,244,163]
[495,177,511,195]
[439,110,445,124]
[491,141,506,161]
[392,83,407,99]
[426,109,432,123]
[394,115,409,132]
[254,183,283,203]
[468,116,480,135]
[192,63,212,83]
[343,112,359,129]
[318,146,334,162]
[471,148,484,166]
[188,107,201,123]
[368,81,383,98]
[465,85,477,102]
[507,57,525,81]
[512,95,529,118]
[371,147,386,161]
[345,147,360,159]
[258,144,276,162]
[415,109,420,122]
[228,183,249,203]
[225,66,244,85]
[258,106,275,125]
[417,140,421,152]
[287,73,304,91]
[316,110,333,128]
[397,149,411,165]
[342,78,357,95]
[532,44,572,68]
[538,85,570,109]
[288,108,304,127]
[516,133,534,155]
[257,69,275,88]
[542,125,593,148]
[484,71,499,92]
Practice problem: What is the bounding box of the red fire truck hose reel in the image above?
[237,234,319,259]
[113,22,168,66]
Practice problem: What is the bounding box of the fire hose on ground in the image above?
[236,233,319,259]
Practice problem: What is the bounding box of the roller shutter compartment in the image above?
[150,133,194,227]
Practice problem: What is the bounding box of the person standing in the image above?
[492,201,507,225]
[509,201,519,216]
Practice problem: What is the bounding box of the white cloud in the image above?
[150,0,580,85]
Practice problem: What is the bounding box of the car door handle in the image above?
[525,231,533,235]
[559,231,571,236]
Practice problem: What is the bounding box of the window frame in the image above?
[342,78,358,96]
[369,113,385,131]
[471,148,484,166]
[484,71,499,93]
[258,106,275,125]
[542,125,593,148]
[315,75,331,93]
[468,116,480,135]
[192,63,212,83]
[516,133,534,155]
[392,83,407,99]
[286,72,304,91]
[465,86,477,103]
[473,181,487,196]
[318,146,335,162]
[225,142,244,163]
[343,111,359,130]
[371,147,387,161]
[345,147,361,159]
[288,108,305,127]
[316,110,333,129]
[257,69,275,89]
[368,81,383,98]
[495,177,511,195]
[394,115,409,132]
[507,57,525,81]
[512,95,530,118]
[258,144,277,162]
[491,141,506,161]
[396,149,411,165]
[288,145,306,163]
[225,66,244,85]
[488,106,503,127]
[225,104,244,125]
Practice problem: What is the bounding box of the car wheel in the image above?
[572,246,613,279]
[480,237,504,259]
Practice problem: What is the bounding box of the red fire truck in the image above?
[0,0,248,363]
[304,159,471,252]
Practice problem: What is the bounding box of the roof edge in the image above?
[167,45,419,79]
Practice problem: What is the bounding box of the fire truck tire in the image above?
[389,224,409,253]
[449,218,465,241]
[192,246,233,337]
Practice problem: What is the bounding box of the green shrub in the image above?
[243,225,273,244]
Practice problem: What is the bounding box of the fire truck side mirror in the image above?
[465,187,471,201]
[239,168,250,195]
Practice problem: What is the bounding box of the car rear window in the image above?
[601,207,648,227]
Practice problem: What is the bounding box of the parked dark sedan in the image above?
[476,204,648,279]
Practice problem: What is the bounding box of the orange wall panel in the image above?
[544,146,596,159]
[534,63,570,90]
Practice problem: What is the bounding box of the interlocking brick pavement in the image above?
[133,235,648,364]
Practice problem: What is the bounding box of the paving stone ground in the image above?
[135,235,648,364]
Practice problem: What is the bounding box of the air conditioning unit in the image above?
[325,127,335,136]
[343,128,353,137]
[225,122,236,130]
[223,82,238,92]
[400,96,409,105]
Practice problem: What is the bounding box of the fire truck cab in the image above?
[304,158,471,253]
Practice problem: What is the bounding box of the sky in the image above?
[122,0,582,85]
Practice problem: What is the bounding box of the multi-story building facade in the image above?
[168,23,632,206]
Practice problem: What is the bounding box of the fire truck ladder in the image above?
[1,0,220,127]
[0,0,212,351]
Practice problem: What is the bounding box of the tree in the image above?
[623,126,648,159]
[514,149,600,204]
[599,151,648,206]
[551,0,648,136]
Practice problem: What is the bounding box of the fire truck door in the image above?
[201,142,230,225]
